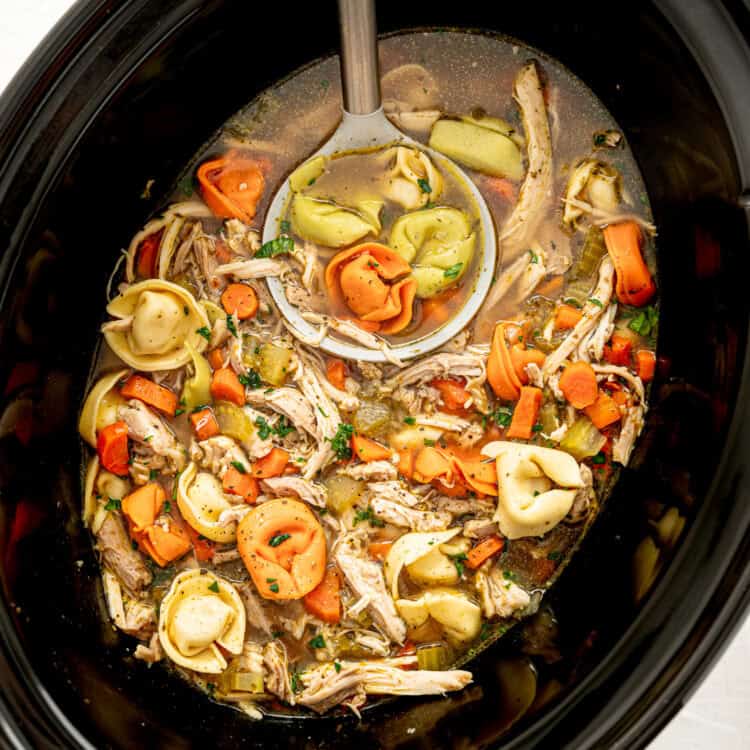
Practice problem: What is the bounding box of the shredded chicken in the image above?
[370,497,451,532]
[245,385,319,438]
[484,245,547,311]
[261,476,327,508]
[463,519,499,539]
[340,461,398,482]
[612,404,645,466]
[567,464,594,523]
[97,513,152,593]
[263,641,295,704]
[579,302,617,362]
[236,582,273,637]
[475,566,531,618]
[134,632,164,664]
[190,436,251,478]
[365,481,421,508]
[214,258,288,280]
[118,399,186,472]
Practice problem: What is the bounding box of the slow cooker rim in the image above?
[0,1,748,748]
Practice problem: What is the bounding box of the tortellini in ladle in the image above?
[481,441,585,539]
[379,146,443,210]
[159,570,246,673]
[78,368,129,447]
[102,279,209,371]
[289,194,382,248]
[389,207,476,298]
[176,462,238,543]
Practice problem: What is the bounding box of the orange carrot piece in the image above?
[487,323,523,401]
[483,176,515,201]
[636,350,656,382]
[431,378,472,413]
[604,333,633,367]
[452,457,498,496]
[603,221,656,306]
[466,535,505,570]
[97,421,129,476]
[197,151,265,222]
[510,345,546,384]
[368,540,394,560]
[559,361,599,409]
[222,466,259,503]
[211,367,245,406]
[397,449,415,479]
[534,275,564,298]
[185,522,215,562]
[554,304,583,330]
[121,483,165,534]
[507,386,543,440]
[584,390,622,429]
[120,374,178,417]
[136,229,163,279]
[413,447,455,484]
[214,239,232,264]
[189,408,220,441]
[251,448,289,478]
[207,349,224,370]
[221,283,258,320]
[140,520,191,567]
[352,435,392,463]
[326,358,347,391]
[303,567,342,624]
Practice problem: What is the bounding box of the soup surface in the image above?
[78,31,657,718]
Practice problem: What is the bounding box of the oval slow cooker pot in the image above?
[0,1,749,747]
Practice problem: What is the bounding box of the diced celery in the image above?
[258,343,292,386]
[559,416,606,460]
[416,642,451,670]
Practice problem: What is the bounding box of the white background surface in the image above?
[0,2,747,747]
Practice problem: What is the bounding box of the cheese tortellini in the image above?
[379,146,443,210]
[389,207,475,298]
[78,368,129,447]
[177,462,238,543]
[159,570,245,673]
[481,441,585,539]
[397,588,482,644]
[102,280,209,371]
[289,194,382,248]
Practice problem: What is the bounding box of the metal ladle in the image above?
[263,0,497,362]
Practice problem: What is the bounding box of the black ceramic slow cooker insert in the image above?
[0,1,749,748]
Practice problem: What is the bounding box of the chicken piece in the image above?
[118,399,186,472]
[475,565,531,619]
[223,218,261,256]
[236,582,273,637]
[484,245,547,311]
[366,481,421,508]
[261,476,327,508]
[591,363,646,404]
[415,413,472,432]
[121,600,157,639]
[245,386,319,438]
[190,435,251,478]
[567,464,594,523]
[214,258,288,280]
[134,632,164,664]
[463,518,498,539]
[218,505,251,525]
[578,302,617,362]
[612,404,645,466]
[263,641,295,704]
[356,361,383,381]
[433,496,495,516]
[335,534,406,644]
[286,283,313,308]
[499,61,553,260]
[97,513,152,593]
[392,384,440,415]
[340,461,398,482]
[297,657,472,713]
[453,422,485,450]
[212,547,241,565]
[542,257,615,377]
[370,497,451,532]
[387,352,484,390]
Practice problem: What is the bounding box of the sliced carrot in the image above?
[507,386,543,440]
[185,522,215,562]
[603,221,656,306]
[483,176,515,201]
[413,446,455,484]
[534,275,564,298]
[197,151,265,223]
[326,358,347,391]
[237,498,326,599]
[554,304,583,330]
[487,323,522,401]
[207,348,224,370]
[136,229,163,279]
[604,333,633,367]
[221,283,258,320]
[397,448,415,480]
[368,540,394,560]
[120,374,178,417]
[584,390,622,429]
[430,378,472,413]
[636,349,656,382]
[352,435,391,463]
[139,519,191,567]
[452,457,497,496]
[420,285,460,326]
[251,447,289,478]
[189,408,220,441]
[303,567,342,624]
[510,345,546,384]
[466,535,505,570]
[210,367,245,406]
[121,483,164,534]
[222,465,259,503]
[97,421,129,476]
[559,361,599,409]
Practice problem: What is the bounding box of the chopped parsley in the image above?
[318,405,328,418]
[255,235,293,259]
[231,460,247,474]
[206,682,216,696]
[163,500,171,514]
[334,661,342,673]
[174,408,185,416]
[353,507,385,528]
[417,178,432,194]
[280,219,291,234]
[255,416,272,440]
[172,471,181,501]
[502,569,517,581]
[627,305,659,337]
[196,326,211,340]
[450,552,468,577]
[588,297,603,308]
[528,249,539,264]
[269,582,279,593]
[104,497,121,511]
[423,438,436,447]
[238,369,262,389]
[207,581,220,593]
[272,630,284,639]
[307,177,316,186]
[479,622,493,641]
[149,469,159,481]
[443,262,463,280]
[492,406,513,428]
[593,133,607,146]
[273,415,296,438]
[547,550,562,561]
[308,634,326,650]
[290,672,301,693]
[531,423,544,433]
[591,451,607,465]
[404,416,416,425]
[226,315,238,338]
[563,298,582,309]
[269,533,291,547]
[327,422,354,460]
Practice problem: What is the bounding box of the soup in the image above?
[78,31,657,718]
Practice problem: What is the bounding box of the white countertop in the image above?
[0,1,747,747]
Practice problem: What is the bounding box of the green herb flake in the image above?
[238,370,262,389]
[353,507,385,528]
[273,415,296,438]
[443,262,463,280]
[269,582,279,593]
[502,569,517,581]
[423,438,436,447]
[269,533,291,547]
[547,550,562,561]
[334,661,342,673]
[163,500,171,514]
[174,408,185,417]
[207,581,220,593]
[327,422,354,460]
[588,297,603,308]
[591,451,607,465]
[226,315,239,338]
[593,133,606,146]
[280,219,291,234]
[528,249,539,264]
[308,634,326,650]
[450,552,468,577]
[255,235,293,259]
[104,497,121,511]
[492,407,513,428]
[417,178,432,194]
[532,423,544,433]
[149,469,159,481]
[255,416,272,440]
[272,630,284,639]
[290,672,301,693]
[196,326,211,341]
[404,416,416,425]
[231,460,247,474]
[563,298,582,309]
[628,305,659,337]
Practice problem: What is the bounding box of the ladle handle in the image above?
[337,0,381,115]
